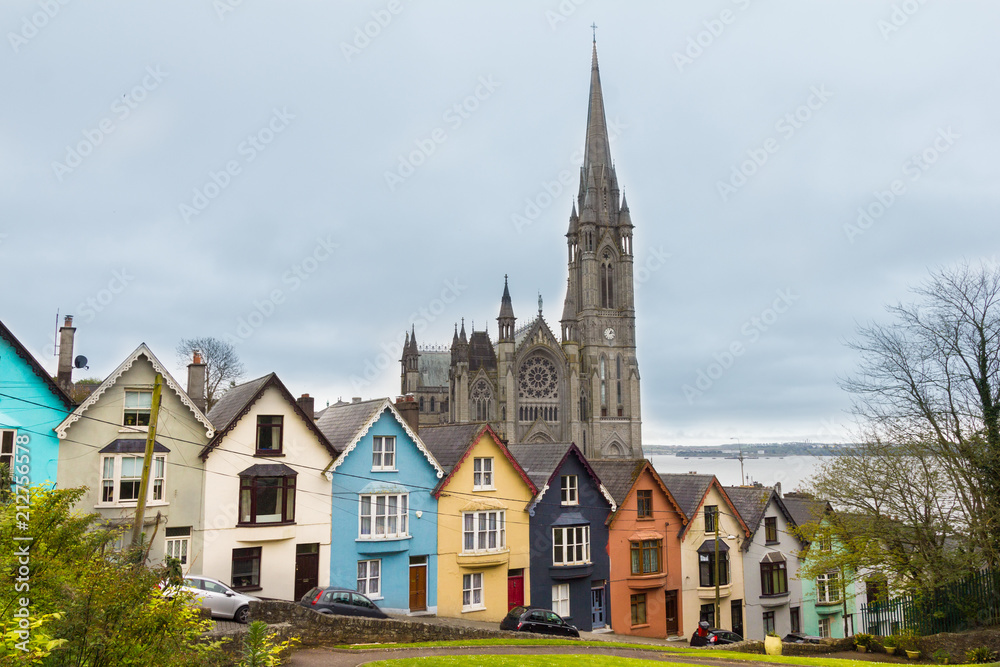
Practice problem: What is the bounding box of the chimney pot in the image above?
[192,350,203,365]
[64,315,73,327]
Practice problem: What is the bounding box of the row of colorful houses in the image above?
[1,318,858,640]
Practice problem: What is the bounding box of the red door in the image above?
[507,569,524,610]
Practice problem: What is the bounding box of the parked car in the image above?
[707,629,743,645]
[169,575,258,623]
[298,587,388,619]
[783,632,824,644]
[500,606,580,638]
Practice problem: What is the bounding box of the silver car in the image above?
[178,575,258,623]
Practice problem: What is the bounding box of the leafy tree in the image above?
[807,261,1000,591]
[176,337,246,411]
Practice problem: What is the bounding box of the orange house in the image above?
[591,459,687,639]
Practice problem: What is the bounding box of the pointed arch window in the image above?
[430,396,435,412]
[600,251,614,309]
[471,379,493,422]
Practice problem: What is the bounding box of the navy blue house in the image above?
[508,443,616,631]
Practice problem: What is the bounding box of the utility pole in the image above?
[714,510,721,628]
[130,373,163,551]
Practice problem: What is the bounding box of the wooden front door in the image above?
[507,568,524,610]
[665,589,679,636]
[294,543,319,601]
[408,557,427,611]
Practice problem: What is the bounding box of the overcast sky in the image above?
[3,1,999,447]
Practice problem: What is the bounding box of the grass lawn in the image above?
[363,656,691,667]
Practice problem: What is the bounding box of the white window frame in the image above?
[123,389,153,428]
[818,617,832,638]
[472,457,494,490]
[462,510,506,553]
[462,572,484,611]
[552,525,591,565]
[816,571,842,603]
[165,527,190,566]
[552,583,570,616]
[371,436,396,471]
[560,475,578,505]
[358,493,409,539]
[99,454,166,506]
[357,559,382,599]
[1,430,17,479]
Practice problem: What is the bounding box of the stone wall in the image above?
[725,638,854,656]
[869,629,1000,663]
[246,600,525,646]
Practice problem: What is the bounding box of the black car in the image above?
[707,629,743,645]
[298,587,388,619]
[500,606,580,638]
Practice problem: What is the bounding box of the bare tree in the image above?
[176,337,246,411]
[812,261,1000,582]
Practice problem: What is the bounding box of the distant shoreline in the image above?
[642,443,851,458]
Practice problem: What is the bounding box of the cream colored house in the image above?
[200,374,339,601]
[55,344,214,566]
[660,473,750,638]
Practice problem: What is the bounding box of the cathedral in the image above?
[400,41,642,459]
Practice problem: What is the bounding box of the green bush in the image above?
[965,647,998,664]
[854,633,874,648]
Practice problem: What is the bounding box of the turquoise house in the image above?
[0,319,74,486]
[317,397,443,615]
[784,495,857,638]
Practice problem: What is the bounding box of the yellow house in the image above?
[421,423,537,621]
[660,473,750,638]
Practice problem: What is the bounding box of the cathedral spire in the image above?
[583,39,612,175]
[497,275,516,342]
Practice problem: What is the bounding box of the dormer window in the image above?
[255,415,283,455]
[123,390,152,426]
[372,436,396,471]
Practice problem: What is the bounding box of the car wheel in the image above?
[234,606,250,624]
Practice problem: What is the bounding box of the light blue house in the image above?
[0,319,74,485]
[317,397,443,615]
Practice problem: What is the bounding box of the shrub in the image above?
[238,620,299,667]
[854,633,874,648]
[932,648,950,664]
[965,647,998,664]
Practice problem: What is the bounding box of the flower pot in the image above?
[764,635,782,656]
[857,646,868,653]
[906,650,920,660]
[885,647,897,655]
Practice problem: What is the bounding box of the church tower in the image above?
[561,39,641,458]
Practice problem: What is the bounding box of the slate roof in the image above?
[314,398,387,451]
[417,351,450,387]
[658,472,715,519]
[0,319,73,408]
[782,495,830,528]
[589,459,646,505]
[468,331,497,372]
[507,442,575,489]
[724,486,771,533]
[419,423,485,472]
[201,373,338,459]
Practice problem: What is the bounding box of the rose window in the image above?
[518,356,559,399]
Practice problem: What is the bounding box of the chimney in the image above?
[296,393,316,420]
[56,315,76,394]
[395,394,419,433]
[187,350,207,413]
[352,397,362,404]
[774,481,782,498]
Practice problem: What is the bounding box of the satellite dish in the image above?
[74,355,89,369]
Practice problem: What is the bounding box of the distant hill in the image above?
[641,442,853,457]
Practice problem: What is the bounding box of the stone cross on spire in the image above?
[591,22,598,42]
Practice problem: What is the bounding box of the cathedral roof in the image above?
[468,330,497,372]
[417,351,450,387]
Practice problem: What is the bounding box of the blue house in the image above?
[0,318,74,486]
[317,397,443,615]
[508,443,616,631]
